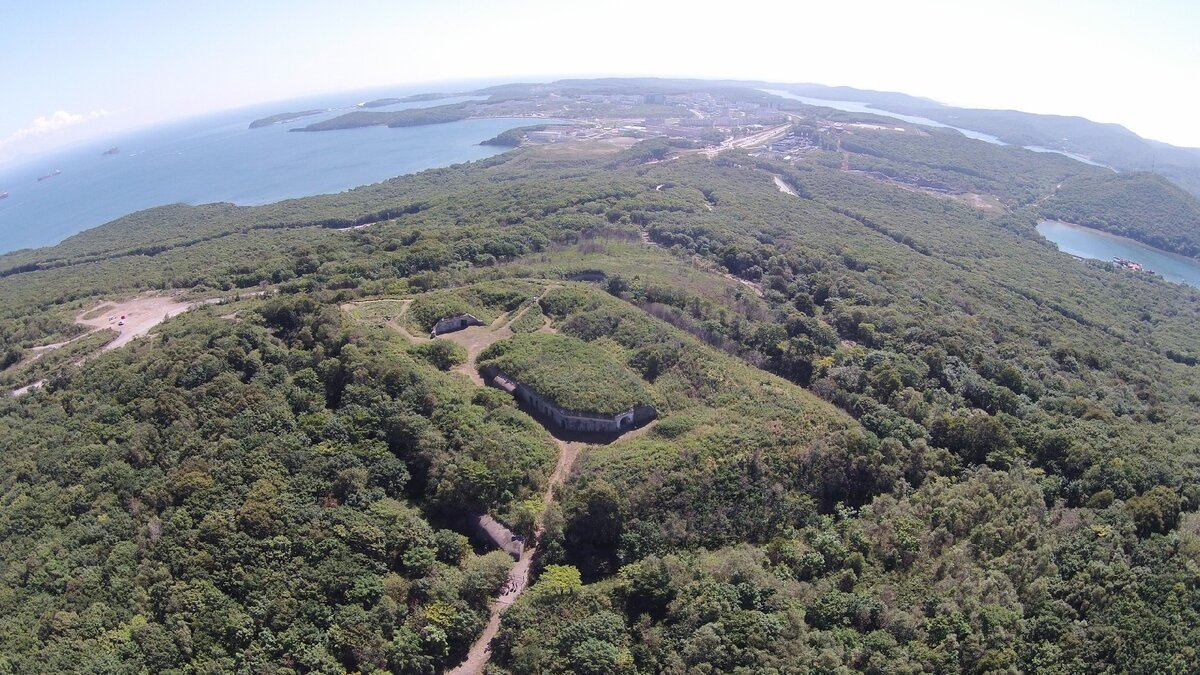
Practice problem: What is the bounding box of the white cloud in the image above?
[1,109,110,147]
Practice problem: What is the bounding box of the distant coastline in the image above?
[0,86,560,254]
[248,109,327,129]
[360,92,454,108]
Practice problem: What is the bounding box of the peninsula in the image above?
[247,109,326,128]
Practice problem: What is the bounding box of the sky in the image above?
[2,0,1198,163]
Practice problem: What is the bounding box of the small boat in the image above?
[37,169,62,181]
[102,146,120,156]
[0,192,8,200]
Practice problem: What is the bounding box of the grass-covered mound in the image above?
[478,332,653,415]
[405,281,536,333]
[508,300,545,333]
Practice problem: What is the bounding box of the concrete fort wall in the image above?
[482,366,656,434]
[431,313,483,336]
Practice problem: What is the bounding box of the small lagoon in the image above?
[1037,220,1200,287]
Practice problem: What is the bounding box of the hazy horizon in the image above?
[4,0,1198,164]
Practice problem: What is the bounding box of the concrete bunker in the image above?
[431,313,483,337]
[477,333,657,435]
[565,270,608,283]
[482,364,656,434]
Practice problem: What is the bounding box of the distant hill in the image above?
[1042,172,1200,258]
[292,102,472,131]
[781,83,1200,197]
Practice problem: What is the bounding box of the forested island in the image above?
[248,109,326,128]
[361,93,456,108]
[292,103,473,132]
[1,79,1198,673]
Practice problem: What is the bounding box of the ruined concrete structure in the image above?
[431,313,483,336]
[483,365,656,434]
[473,514,524,560]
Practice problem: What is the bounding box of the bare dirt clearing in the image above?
[10,380,46,397]
[8,294,218,396]
[773,174,799,196]
[525,137,637,160]
[76,295,209,352]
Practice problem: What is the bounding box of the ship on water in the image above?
[0,192,8,200]
[102,146,120,156]
[37,169,62,182]
[1113,257,1145,272]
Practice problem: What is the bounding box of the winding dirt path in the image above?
[447,436,583,675]
[348,286,642,675]
[772,174,798,196]
[440,310,515,386]
[442,291,585,675]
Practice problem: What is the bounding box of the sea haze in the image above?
[0,86,551,254]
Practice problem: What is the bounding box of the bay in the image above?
[1037,219,1200,287]
[763,90,1116,171]
[0,86,552,254]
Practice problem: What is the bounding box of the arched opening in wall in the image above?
[619,414,633,429]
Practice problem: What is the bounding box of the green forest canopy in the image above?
[0,80,1198,672]
[1041,171,1200,258]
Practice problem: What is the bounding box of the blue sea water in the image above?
[0,87,553,254]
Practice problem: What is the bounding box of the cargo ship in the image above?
[102,146,119,156]
[37,169,62,181]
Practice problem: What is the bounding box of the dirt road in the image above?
[772,174,798,196]
[446,436,583,675]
